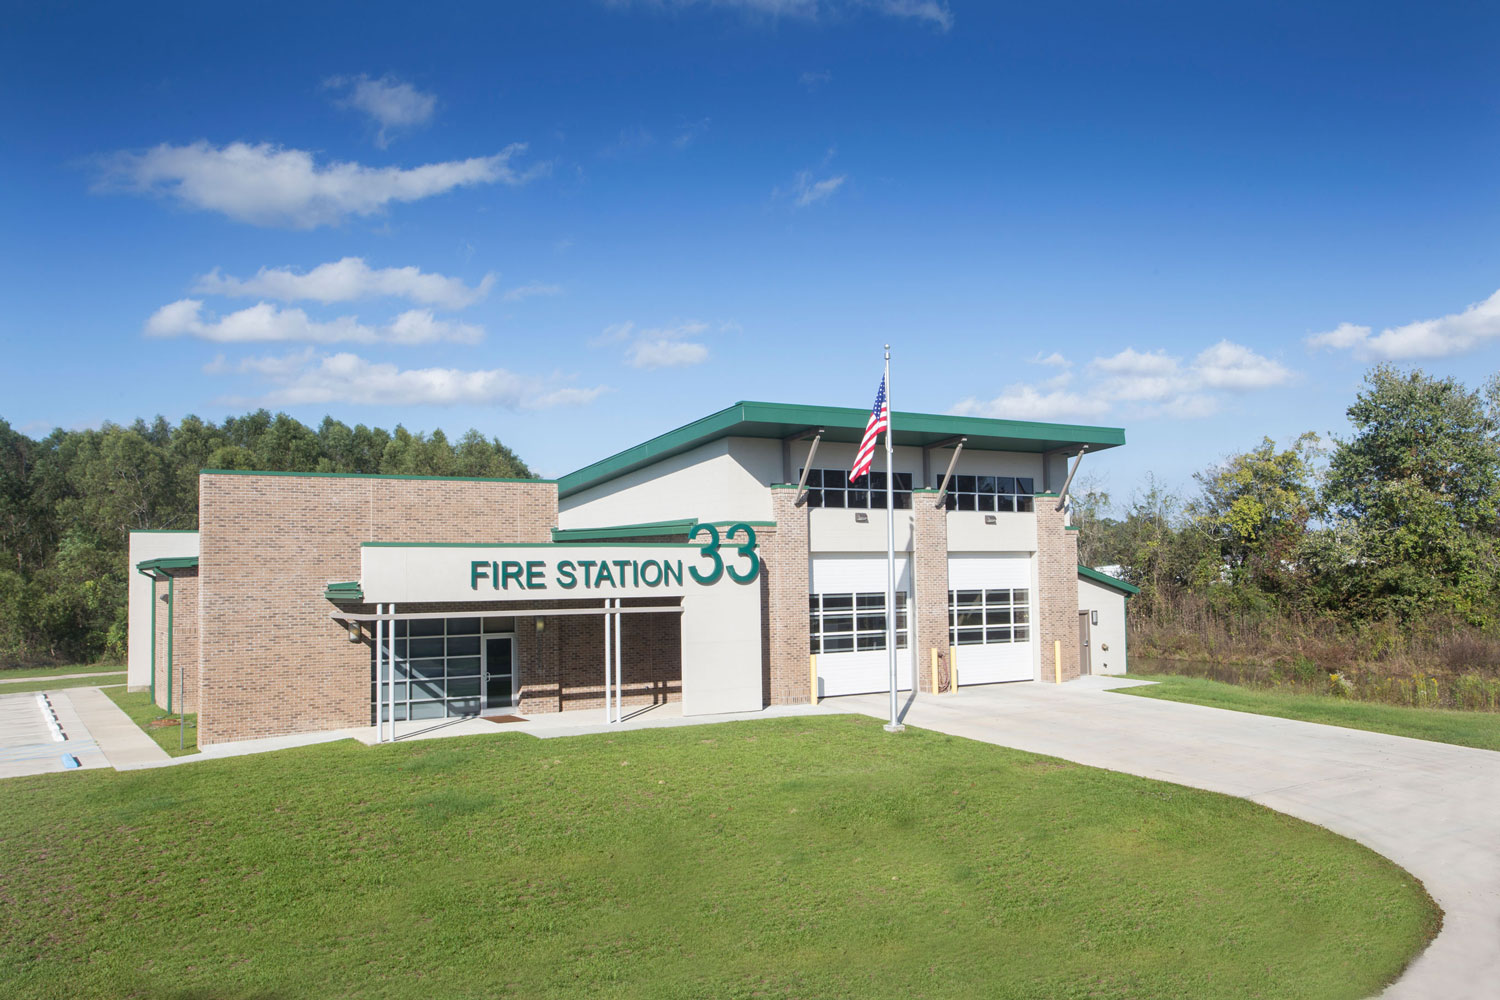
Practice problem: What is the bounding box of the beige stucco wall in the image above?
[127,531,200,691]
[558,438,779,528]
[1077,576,1129,675]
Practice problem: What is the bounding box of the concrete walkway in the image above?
[833,678,1500,1000]
[0,689,110,777]
[66,686,171,769]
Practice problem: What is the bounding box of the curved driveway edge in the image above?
[834,680,1498,1000]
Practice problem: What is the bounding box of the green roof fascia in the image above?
[324,582,364,602]
[130,529,199,534]
[201,468,554,485]
[558,401,1125,499]
[362,540,700,549]
[552,518,699,541]
[1078,565,1140,596]
[136,556,199,573]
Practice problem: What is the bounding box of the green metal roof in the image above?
[135,556,199,574]
[1078,565,1140,596]
[557,401,1125,499]
[551,518,699,542]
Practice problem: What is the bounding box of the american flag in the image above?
[850,375,889,482]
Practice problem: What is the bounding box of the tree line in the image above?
[1076,365,1500,681]
[0,412,534,666]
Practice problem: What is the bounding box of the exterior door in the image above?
[483,636,516,710]
[1078,612,1092,676]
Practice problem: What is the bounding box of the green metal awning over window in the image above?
[324,581,365,602]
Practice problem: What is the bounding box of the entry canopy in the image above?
[135,555,199,575]
[558,400,1126,499]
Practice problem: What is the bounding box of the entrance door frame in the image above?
[1078,612,1092,676]
[481,633,518,711]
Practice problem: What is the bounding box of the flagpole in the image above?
[883,344,903,733]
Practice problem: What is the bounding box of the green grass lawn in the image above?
[1119,674,1500,752]
[0,663,123,680]
[0,716,1435,1000]
[102,687,198,756]
[0,673,126,695]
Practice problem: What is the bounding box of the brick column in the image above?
[1035,493,1081,682]
[766,485,811,704]
[911,489,951,693]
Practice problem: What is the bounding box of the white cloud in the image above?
[145,300,482,345]
[791,170,846,207]
[194,257,494,310]
[1306,289,1500,360]
[213,350,606,409]
[799,69,832,89]
[594,320,717,368]
[673,117,711,149]
[501,281,562,302]
[609,0,951,30]
[96,141,545,228]
[952,385,1111,422]
[324,74,437,148]
[953,340,1293,423]
[1193,339,1293,390]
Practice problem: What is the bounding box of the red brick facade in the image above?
[1035,494,1082,682]
[911,489,952,693]
[196,473,558,745]
[766,486,811,704]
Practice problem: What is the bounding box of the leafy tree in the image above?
[1191,434,1319,590]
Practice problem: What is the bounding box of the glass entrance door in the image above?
[483,636,516,711]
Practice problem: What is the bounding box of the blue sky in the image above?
[2,0,1497,502]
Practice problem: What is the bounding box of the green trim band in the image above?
[362,540,701,549]
[130,529,199,534]
[770,483,802,490]
[1065,525,1081,531]
[552,518,698,541]
[1078,564,1140,595]
[1033,491,1061,498]
[201,468,554,485]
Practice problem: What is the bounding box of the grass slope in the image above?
[0,716,1436,1000]
[0,674,125,695]
[102,687,198,756]
[0,664,124,680]
[1120,674,1500,752]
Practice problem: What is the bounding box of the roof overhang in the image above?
[558,400,1126,499]
[135,556,199,576]
[1078,564,1140,596]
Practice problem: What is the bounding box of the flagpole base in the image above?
[883,723,906,733]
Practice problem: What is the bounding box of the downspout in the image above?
[138,567,158,704]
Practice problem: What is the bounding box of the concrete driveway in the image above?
[835,678,1500,1000]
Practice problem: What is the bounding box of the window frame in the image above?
[810,591,909,654]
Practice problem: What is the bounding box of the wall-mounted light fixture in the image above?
[1091,610,1099,626]
[347,621,361,643]
[535,617,546,633]
[854,512,869,524]
[984,515,997,525]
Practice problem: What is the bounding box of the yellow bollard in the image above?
[950,645,958,690]
[809,653,818,705]
[1053,639,1062,684]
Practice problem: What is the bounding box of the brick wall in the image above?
[1035,494,1082,682]
[911,489,952,693]
[152,570,200,714]
[765,486,811,704]
[197,474,557,746]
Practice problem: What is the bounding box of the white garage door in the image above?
[948,553,1034,684]
[810,554,916,697]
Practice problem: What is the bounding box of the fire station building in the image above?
[127,400,1136,747]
